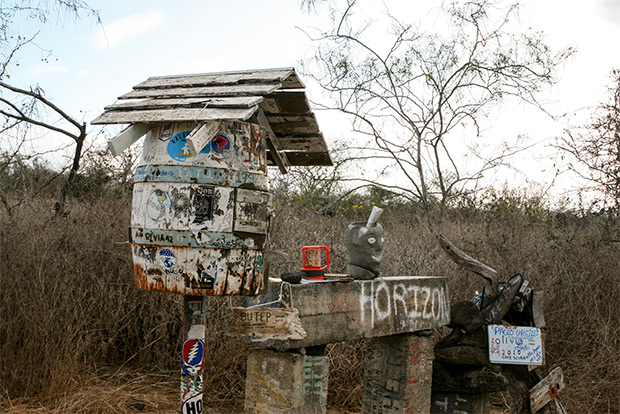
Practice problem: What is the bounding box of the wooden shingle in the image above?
[92,67,331,167]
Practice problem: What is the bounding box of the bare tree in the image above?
[301,0,574,232]
[559,69,620,214]
[0,1,100,216]
[0,80,87,214]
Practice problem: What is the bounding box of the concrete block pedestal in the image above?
[362,333,435,414]
[245,348,329,414]
[241,277,450,414]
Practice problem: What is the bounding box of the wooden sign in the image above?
[488,324,543,365]
[231,307,307,341]
[530,367,565,413]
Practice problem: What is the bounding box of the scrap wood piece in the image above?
[438,234,500,301]
[529,367,565,413]
[107,123,151,156]
[231,306,306,342]
[482,274,523,324]
[256,108,290,174]
[185,121,221,154]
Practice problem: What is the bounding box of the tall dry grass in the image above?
[0,188,618,413]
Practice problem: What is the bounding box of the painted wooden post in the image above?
[245,347,329,414]
[181,296,207,414]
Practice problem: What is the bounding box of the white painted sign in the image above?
[488,324,543,365]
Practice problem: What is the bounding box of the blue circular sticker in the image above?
[159,248,176,268]
[167,131,213,162]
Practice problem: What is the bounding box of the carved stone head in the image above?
[345,221,385,280]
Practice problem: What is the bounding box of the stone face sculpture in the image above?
[346,207,385,280]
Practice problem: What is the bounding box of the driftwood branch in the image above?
[438,234,500,301]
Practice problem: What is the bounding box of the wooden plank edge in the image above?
[529,367,565,413]
[256,108,290,174]
[107,123,151,156]
[117,83,282,100]
[92,107,257,124]
[186,121,222,155]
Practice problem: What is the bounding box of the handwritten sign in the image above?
[231,307,307,341]
[488,324,543,365]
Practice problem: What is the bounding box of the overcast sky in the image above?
[7,0,620,201]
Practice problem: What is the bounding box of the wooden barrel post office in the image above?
[92,67,332,297]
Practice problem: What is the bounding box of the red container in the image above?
[301,246,330,280]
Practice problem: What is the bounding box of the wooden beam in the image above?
[256,108,290,174]
[282,151,333,167]
[438,235,500,301]
[134,68,297,89]
[241,276,450,349]
[276,135,328,152]
[106,123,151,156]
[262,91,312,114]
[118,83,281,100]
[91,107,257,125]
[186,121,221,155]
[530,367,565,413]
[104,96,263,111]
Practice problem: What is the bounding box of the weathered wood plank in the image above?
[185,121,221,154]
[270,121,320,136]
[281,151,333,166]
[265,114,318,124]
[104,96,263,111]
[242,276,450,348]
[231,307,306,342]
[134,68,300,89]
[529,367,565,413]
[256,108,290,174]
[277,135,327,152]
[107,123,151,156]
[531,290,546,329]
[261,91,312,114]
[91,107,257,124]
[438,235,500,301]
[118,83,281,100]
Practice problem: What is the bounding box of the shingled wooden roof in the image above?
[92,67,332,167]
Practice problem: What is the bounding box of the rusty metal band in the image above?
[131,227,261,249]
[133,164,269,190]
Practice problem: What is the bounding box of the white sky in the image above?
[6,0,620,202]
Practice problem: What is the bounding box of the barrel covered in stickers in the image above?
[130,120,270,296]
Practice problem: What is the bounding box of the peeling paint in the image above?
[130,120,270,296]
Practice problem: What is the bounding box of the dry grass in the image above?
[1,190,618,413]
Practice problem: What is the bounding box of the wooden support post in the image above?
[245,347,329,414]
[362,332,435,414]
[181,295,206,414]
[256,108,290,174]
